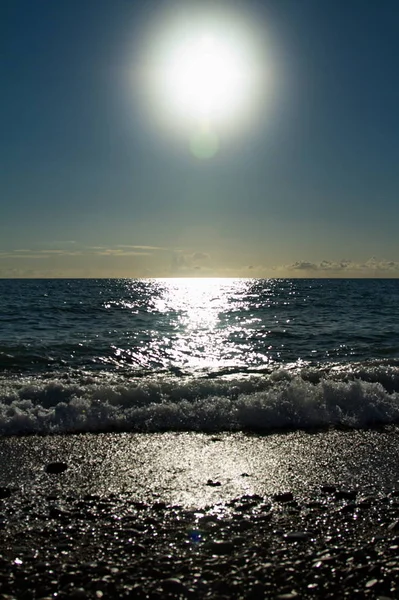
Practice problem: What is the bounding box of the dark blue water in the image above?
[1,278,399,434]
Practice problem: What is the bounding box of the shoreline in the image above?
[1,428,399,598]
[1,428,399,504]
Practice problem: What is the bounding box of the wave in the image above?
[1,362,399,435]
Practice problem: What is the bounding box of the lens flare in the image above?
[189,127,219,159]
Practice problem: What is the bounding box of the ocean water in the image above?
[0,277,399,435]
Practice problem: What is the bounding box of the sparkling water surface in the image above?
[1,278,398,375]
[0,278,399,434]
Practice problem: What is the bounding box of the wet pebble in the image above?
[68,589,87,599]
[335,489,357,501]
[3,485,399,599]
[284,532,311,542]
[0,488,13,500]
[321,485,336,494]
[161,577,186,593]
[273,492,294,503]
[45,462,68,475]
[207,540,235,555]
[387,520,399,531]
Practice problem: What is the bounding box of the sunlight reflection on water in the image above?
[4,278,397,376]
[144,278,271,372]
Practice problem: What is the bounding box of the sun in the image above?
[162,33,248,124]
[141,7,268,133]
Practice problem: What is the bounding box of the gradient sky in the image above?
[1,0,399,278]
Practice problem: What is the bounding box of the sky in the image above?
[1,0,399,278]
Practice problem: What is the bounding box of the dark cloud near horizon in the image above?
[287,258,399,273]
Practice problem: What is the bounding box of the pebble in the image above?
[161,577,186,593]
[152,501,167,511]
[49,507,71,520]
[321,485,336,494]
[335,489,357,501]
[68,589,87,599]
[207,540,235,555]
[387,520,399,531]
[45,462,68,474]
[273,492,294,503]
[2,485,399,599]
[0,488,12,500]
[284,532,311,542]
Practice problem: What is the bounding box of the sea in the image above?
[0,277,399,436]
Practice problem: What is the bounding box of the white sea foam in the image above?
[1,365,399,435]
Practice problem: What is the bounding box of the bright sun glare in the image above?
[140,5,269,157]
[163,34,248,123]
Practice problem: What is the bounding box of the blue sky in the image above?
[1,0,399,277]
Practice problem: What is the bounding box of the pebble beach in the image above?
[1,428,399,599]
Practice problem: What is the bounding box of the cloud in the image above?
[94,249,152,257]
[286,260,351,272]
[44,240,76,245]
[0,249,81,259]
[1,244,399,279]
[289,261,320,271]
[0,246,160,260]
[191,252,211,262]
[115,245,165,251]
[284,258,399,276]
[170,251,212,275]
[86,245,163,256]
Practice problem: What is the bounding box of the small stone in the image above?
[273,492,294,503]
[234,520,253,532]
[357,499,372,509]
[241,494,263,501]
[276,592,298,599]
[387,520,399,532]
[68,589,87,599]
[335,489,357,501]
[241,473,250,477]
[206,480,221,487]
[152,501,167,510]
[49,507,70,520]
[207,540,235,555]
[306,502,324,509]
[161,578,186,593]
[230,386,240,399]
[284,531,311,542]
[235,501,258,512]
[232,536,246,546]
[321,484,336,494]
[0,487,12,499]
[45,462,68,474]
[365,579,378,588]
[339,504,357,513]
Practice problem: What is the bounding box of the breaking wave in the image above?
[1,362,399,435]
